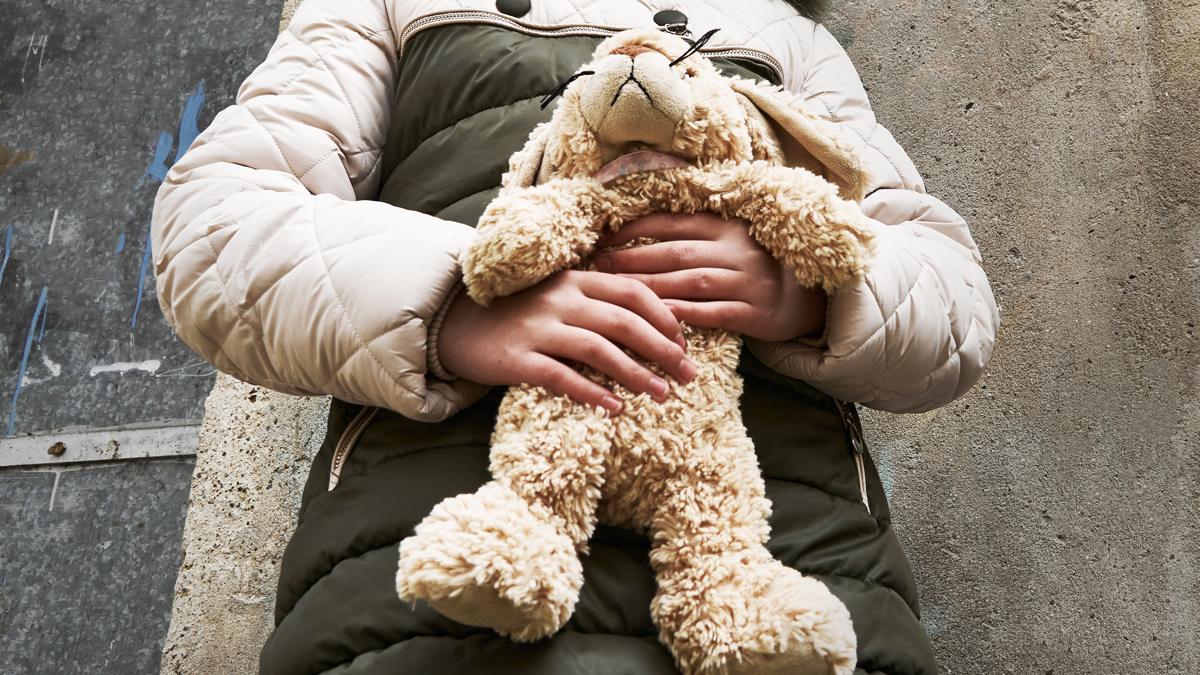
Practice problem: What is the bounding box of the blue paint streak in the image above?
[6,286,49,437]
[174,80,206,163]
[115,231,126,253]
[129,81,207,329]
[144,131,174,182]
[35,297,48,342]
[0,224,11,287]
[130,221,153,329]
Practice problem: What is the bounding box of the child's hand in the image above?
[593,213,828,342]
[437,269,698,415]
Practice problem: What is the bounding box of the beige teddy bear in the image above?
[397,28,875,675]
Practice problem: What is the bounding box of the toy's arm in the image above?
[461,178,610,305]
[703,163,875,293]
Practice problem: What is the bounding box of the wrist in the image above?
[792,285,828,341]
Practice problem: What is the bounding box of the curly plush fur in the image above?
[398,29,872,675]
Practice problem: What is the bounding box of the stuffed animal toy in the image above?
[397,27,875,675]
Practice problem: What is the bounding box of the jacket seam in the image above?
[825,253,929,364]
[292,37,371,155]
[437,185,500,215]
[245,107,302,177]
[199,224,263,342]
[297,150,340,181]
[811,92,907,189]
[287,546,914,660]
[308,202,423,399]
[396,93,545,167]
[285,22,394,52]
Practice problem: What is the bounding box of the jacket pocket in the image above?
[327,405,380,491]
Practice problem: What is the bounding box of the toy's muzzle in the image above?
[578,45,693,147]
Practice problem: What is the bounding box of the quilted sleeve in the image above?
[151,0,490,421]
[745,23,1000,413]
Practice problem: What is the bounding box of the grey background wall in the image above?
[0,0,280,672]
[4,0,1199,674]
[824,1,1199,672]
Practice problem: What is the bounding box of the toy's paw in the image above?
[656,555,856,675]
[425,578,536,637]
[722,567,856,675]
[461,180,605,306]
[396,481,583,641]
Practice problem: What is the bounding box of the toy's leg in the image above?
[648,424,857,675]
[397,385,609,641]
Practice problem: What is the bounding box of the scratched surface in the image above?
[0,0,279,437]
[0,459,194,674]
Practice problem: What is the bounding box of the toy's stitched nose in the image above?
[609,44,657,58]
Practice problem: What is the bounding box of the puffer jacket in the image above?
[151,0,1000,422]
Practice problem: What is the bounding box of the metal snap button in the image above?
[496,0,531,18]
[653,9,689,34]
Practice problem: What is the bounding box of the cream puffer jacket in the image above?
[151,0,1000,421]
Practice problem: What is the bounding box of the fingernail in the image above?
[678,357,697,382]
[601,395,622,415]
[675,334,687,349]
[649,377,669,399]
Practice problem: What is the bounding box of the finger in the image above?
[565,298,695,384]
[617,268,749,302]
[600,212,726,248]
[543,327,675,401]
[519,353,623,416]
[663,299,757,334]
[594,240,738,274]
[578,273,687,350]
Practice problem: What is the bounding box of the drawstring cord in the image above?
[669,28,720,67]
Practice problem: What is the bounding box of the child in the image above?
[152,0,999,672]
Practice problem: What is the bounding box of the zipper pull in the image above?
[836,399,871,514]
[836,399,866,454]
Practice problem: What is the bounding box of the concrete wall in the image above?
[161,1,1200,673]
[825,1,1199,671]
[0,0,280,672]
[159,376,326,675]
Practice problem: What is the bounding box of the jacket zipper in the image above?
[398,10,785,83]
[328,405,380,491]
[835,399,871,514]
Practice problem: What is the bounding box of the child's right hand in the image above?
[437,269,698,415]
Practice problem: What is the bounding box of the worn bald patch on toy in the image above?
[592,150,690,186]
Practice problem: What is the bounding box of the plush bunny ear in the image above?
[502,122,551,188]
[502,103,604,188]
[730,79,869,201]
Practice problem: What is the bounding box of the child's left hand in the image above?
[593,212,827,343]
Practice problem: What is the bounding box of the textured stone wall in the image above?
[159,376,326,674]
[826,1,1199,672]
[161,1,1200,673]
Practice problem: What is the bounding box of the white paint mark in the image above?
[20,34,48,85]
[49,471,61,511]
[46,208,59,245]
[20,352,63,386]
[41,352,61,376]
[20,34,34,84]
[88,359,161,377]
